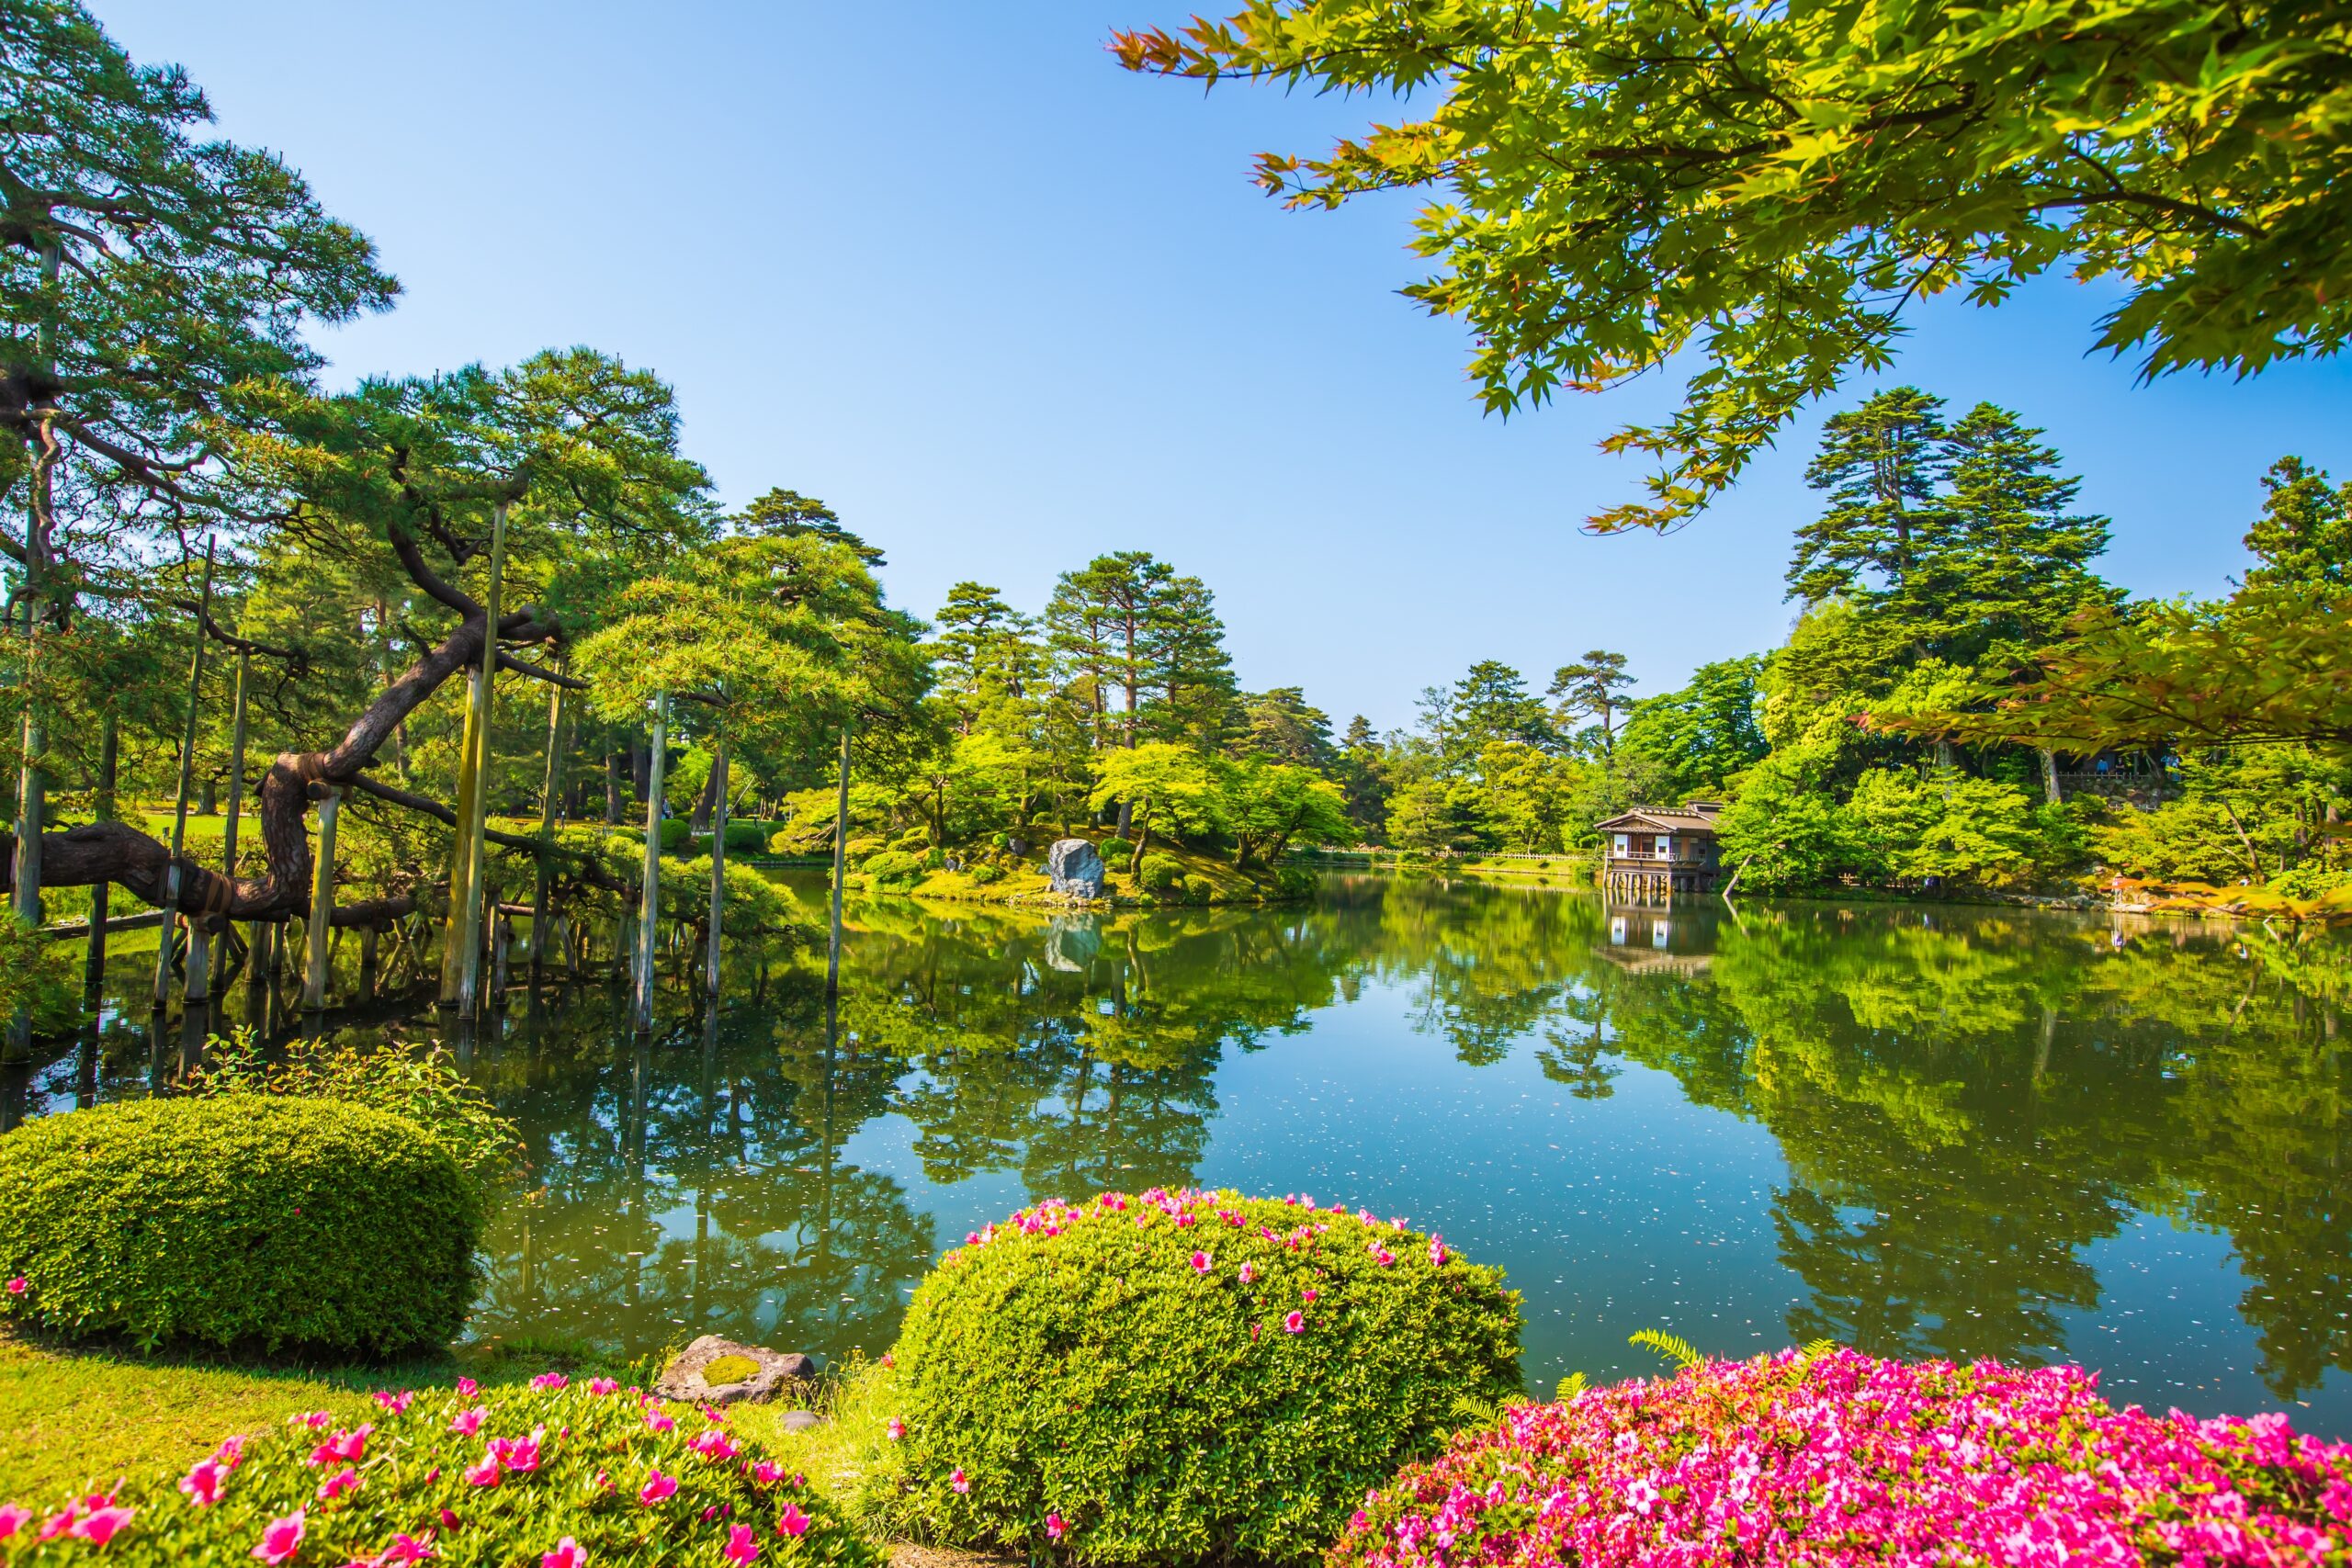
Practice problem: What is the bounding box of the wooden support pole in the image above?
[632,693,668,1034]
[531,655,567,972]
[303,786,341,1011]
[438,669,482,1008]
[455,502,507,1020]
[826,723,852,998]
[211,646,251,993]
[706,715,727,997]
[154,538,216,1010]
[81,709,118,1005]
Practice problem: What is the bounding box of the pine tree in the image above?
[931,581,1041,734]
[1939,403,2116,657]
[1045,551,1173,750]
[1547,650,1637,758]
[732,489,886,565]
[1788,387,1954,611]
[2243,457,2352,589]
[1149,572,1238,749]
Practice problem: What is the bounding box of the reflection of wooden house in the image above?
[1596,804,1724,901]
[1595,910,1713,976]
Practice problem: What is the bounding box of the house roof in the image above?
[1595,806,1724,834]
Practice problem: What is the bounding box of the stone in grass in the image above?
[1046,838,1105,898]
[654,1335,816,1404]
[777,1410,824,1432]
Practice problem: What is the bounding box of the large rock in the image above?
[652,1335,816,1404]
[1044,915,1102,973]
[1046,838,1106,898]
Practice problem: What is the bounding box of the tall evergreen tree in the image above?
[1235,687,1336,769]
[2243,457,2352,589]
[732,488,885,565]
[1940,403,2116,657]
[1045,551,1173,750]
[1148,572,1238,748]
[1449,661,1552,763]
[1788,388,1954,613]
[1547,650,1637,758]
[930,581,1040,734]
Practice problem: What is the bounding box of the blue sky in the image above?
[98,1,2352,733]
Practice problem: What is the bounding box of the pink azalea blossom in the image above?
[951,1469,970,1494]
[880,1353,895,1369]
[643,1410,675,1434]
[454,1377,479,1397]
[722,1523,761,1563]
[250,1508,305,1565]
[492,1431,544,1473]
[73,1506,134,1546]
[776,1503,810,1538]
[639,1467,678,1506]
[1046,1513,1068,1540]
[0,1506,30,1539]
[379,1534,436,1562]
[1427,1237,1449,1267]
[688,1428,741,1462]
[180,1459,229,1506]
[1189,1250,1212,1274]
[588,1378,619,1396]
[530,1372,569,1392]
[37,1504,80,1543]
[1238,1263,1255,1283]
[887,1417,906,1441]
[461,1452,500,1488]
[372,1389,413,1415]
[214,1436,249,1469]
[1284,1311,1306,1334]
[540,1536,586,1568]
[314,1469,360,1503]
[5,1277,23,1295]
[298,1412,332,1430]
[437,1508,459,1532]
[1302,1289,1317,1302]
[448,1406,486,1438]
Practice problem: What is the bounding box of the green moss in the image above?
[702,1352,761,1385]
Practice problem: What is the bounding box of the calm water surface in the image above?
[25,874,2352,1435]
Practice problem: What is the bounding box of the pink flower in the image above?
[951,1469,970,1494]
[462,1452,500,1488]
[492,1432,544,1473]
[1428,1237,1449,1267]
[0,1506,29,1539]
[322,1425,372,1464]
[1283,1310,1305,1334]
[380,1535,436,1562]
[37,1504,80,1542]
[314,1469,359,1503]
[643,1409,675,1434]
[541,1537,586,1568]
[213,1435,249,1469]
[73,1506,134,1546]
[455,1377,479,1397]
[298,1411,332,1430]
[688,1428,740,1462]
[179,1458,228,1506]
[437,1508,459,1532]
[372,1389,413,1416]
[776,1503,810,1538]
[1046,1512,1068,1540]
[250,1508,305,1565]
[588,1378,619,1396]
[448,1406,486,1438]
[530,1372,569,1391]
[1189,1250,1212,1274]
[724,1523,761,1563]
[1238,1264,1255,1284]
[887,1417,905,1441]
[880,1353,895,1369]
[5,1277,23,1296]
[1301,1289,1317,1302]
[639,1467,677,1506]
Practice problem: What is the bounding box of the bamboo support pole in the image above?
[302,787,341,1011]
[455,502,507,1019]
[632,694,668,1033]
[154,539,216,1010]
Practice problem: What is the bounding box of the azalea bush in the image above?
[1332,1348,2352,1568]
[0,1375,881,1566]
[0,1098,478,1355]
[876,1188,1521,1565]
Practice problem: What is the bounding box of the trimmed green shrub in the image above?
[1097,836,1134,866]
[843,835,885,860]
[1136,854,1182,893]
[1182,874,1216,904]
[877,1188,1521,1564]
[0,1098,480,1355]
[0,1376,879,1567]
[720,818,768,853]
[969,864,1004,886]
[860,850,925,888]
[896,825,932,850]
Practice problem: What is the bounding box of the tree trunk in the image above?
[82,710,119,1004]
[533,670,567,972]
[438,669,484,1009]
[706,723,727,997]
[302,787,341,1011]
[689,765,718,835]
[606,751,624,824]
[826,725,851,998]
[2039,748,2062,807]
[154,541,216,1010]
[213,648,251,995]
[633,694,668,1033]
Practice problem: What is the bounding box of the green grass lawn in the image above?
[0,1331,895,1513]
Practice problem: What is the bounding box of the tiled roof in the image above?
[1594,807,1724,834]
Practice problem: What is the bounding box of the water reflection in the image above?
[18,875,2352,1431]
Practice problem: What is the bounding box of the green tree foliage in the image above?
[1115,0,2352,531]
[1547,650,1635,757]
[1617,657,1767,800]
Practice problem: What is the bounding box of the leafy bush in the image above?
[0,1375,880,1567]
[968,864,1004,886]
[720,818,769,853]
[186,1031,524,1196]
[1332,1349,2352,1568]
[896,825,932,850]
[1136,854,1182,893]
[877,1189,1521,1564]
[2267,863,2352,900]
[1097,836,1134,866]
[1272,863,1319,898]
[843,836,885,860]
[1181,874,1216,904]
[0,1098,479,1355]
[0,918,77,1036]
[860,851,925,888]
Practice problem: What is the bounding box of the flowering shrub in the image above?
[1332,1348,2352,1568]
[0,1377,880,1567]
[877,1188,1521,1565]
[0,1098,478,1354]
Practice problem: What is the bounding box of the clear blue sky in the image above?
[98,1,2352,734]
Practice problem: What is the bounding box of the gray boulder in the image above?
[652,1335,816,1404]
[1046,838,1106,898]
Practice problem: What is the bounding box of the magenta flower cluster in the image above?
[1332,1348,2352,1568]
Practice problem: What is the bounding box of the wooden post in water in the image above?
[438,670,482,1009]
[825,723,851,998]
[302,786,341,1011]
[531,658,567,973]
[456,502,506,1019]
[632,693,668,1034]
[154,538,216,1010]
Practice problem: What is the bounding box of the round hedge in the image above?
[880,1188,1522,1565]
[0,1375,880,1567]
[1332,1349,2352,1568]
[0,1097,481,1356]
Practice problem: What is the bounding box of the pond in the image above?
[19,873,2352,1436]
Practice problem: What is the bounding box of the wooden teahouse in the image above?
[1596,803,1724,901]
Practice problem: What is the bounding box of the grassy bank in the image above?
[888,843,1304,908]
